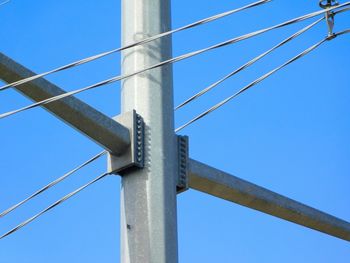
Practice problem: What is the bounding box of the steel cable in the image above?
[0,3,349,120]
[0,0,270,92]
[335,6,350,14]
[335,28,350,36]
[0,151,106,218]
[0,171,110,239]
[0,0,10,7]
[175,30,349,132]
[175,18,324,110]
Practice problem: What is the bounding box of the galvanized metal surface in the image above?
[0,52,130,155]
[176,136,189,193]
[120,0,178,262]
[188,158,350,242]
[108,110,144,174]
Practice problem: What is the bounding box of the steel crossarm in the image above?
[188,158,350,242]
[0,52,130,155]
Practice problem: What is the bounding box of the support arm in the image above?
[0,53,130,155]
[188,158,350,242]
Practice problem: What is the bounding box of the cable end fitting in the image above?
[326,32,337,40]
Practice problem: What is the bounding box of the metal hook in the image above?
[325,11,335,37]
[319,0,339,9]
[319,0,339,37]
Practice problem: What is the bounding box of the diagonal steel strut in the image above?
[0,52,130,155]
[188,159,350,242]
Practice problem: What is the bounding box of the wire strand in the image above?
[0,0,271,92]
[334,6,350,15]
[335,28,350,36]
[0,151,106,218]
[1,3,349,120]
[175,18,324,110]
[0,171,110,240]
[175,33,342,132]
[0,0,10,7]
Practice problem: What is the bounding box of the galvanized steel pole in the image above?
[120,0,178,262]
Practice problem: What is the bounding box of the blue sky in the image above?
[0,0,349,262]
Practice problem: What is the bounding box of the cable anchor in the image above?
[319,0,339,37]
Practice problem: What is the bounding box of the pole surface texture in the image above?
[121,0,178,262]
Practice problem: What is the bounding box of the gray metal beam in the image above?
[120,0,178,261]
[188,158,350,242]
[0,52,130,155]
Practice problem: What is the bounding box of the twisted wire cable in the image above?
[0,0,270,92]
[0,3,349,120]
[175,17,324,110]
[0,0,10,7]
[335,6,350,14]
[335,28,350,36]
[0,171,110,239]
[0,151,106,218]
[175,30,348,132]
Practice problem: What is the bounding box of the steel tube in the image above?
[120,0,178,262]
[188,158,350,242]
[0,52,130,155]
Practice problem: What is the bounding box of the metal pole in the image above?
[120,0,178,262]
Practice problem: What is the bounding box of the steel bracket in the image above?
[108,110,144,175]
[177,135,189,193]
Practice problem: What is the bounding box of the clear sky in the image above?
[0,0,349,262]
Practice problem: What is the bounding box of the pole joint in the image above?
[177,135,189,193]
[108,110,145,175]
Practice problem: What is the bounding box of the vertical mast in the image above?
[120,0,178,262]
